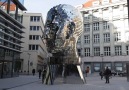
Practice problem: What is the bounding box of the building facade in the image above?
[20,13,48,74]
[0,0,26,78]
[77,0,129,73]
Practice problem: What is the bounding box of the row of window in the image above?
[84,19,128,32]
[30,26,40,31]
[30,16,40,22]
[90,62,125,72]
[0,39,21,50]
[29,35,40,40]
[29,45,39,50]
[78,46,129,57]
[83,32,121,44]
[84,22,110,32]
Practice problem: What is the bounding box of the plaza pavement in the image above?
[0,73,129,90]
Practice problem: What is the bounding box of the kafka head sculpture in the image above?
[44,4,83,64]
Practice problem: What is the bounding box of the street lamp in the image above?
[100,54,104,71]
[27,53,31,75]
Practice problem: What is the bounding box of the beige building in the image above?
[20,13,48,74]
[77,0,129,73]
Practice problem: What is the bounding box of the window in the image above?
[84,35,90,44]
[77,49,81,56]
[33,35,36,40]
[30,26,40,31]
[112,6,119,17]
[104,33,110,42]
[0,39,3,45]
[94,47,100,56]
[115,63,122,72]
[126,46,129,55]
[5,50,13,56]
[32,45,35,50]
[94,63,101,72]
[105,63,111,69]
[30,16,40,22]
[36,35,39,40]
[115,46,122,55]
[30,16,33,21]
[93,34,100,43]
[103,21,109,30]
[93,22,99,31]
[29,35,32,40]
[103,9,109,20]
[36,45,38,50]
[37,26,39,30]
[84,48,90,57]
[84,13,90,20]
[29,45,39,50]
[114,32,121,41]
[84,24,90,32]
[104,47,110,56]
[37,16,40,21]
[29,35,39,40]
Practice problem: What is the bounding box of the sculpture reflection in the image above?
[44,4,85,84]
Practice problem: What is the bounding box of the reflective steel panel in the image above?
[44,4,83,64]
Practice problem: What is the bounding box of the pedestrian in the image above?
[42,69,46,83]
[85,66,89,77]
[99,71,103,80]
[32,69,35,76]
[38,69,42,79]
[104,66,111,83]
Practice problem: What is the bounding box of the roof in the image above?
[11,0,27,10]
[82,0,113,8]
[0,0,27,11]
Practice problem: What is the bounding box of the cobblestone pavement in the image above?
[0,73,129,90]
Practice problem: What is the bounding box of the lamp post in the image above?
[27,53,31,75]
[100,54,104,71]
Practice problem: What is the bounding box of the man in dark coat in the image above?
[38,69,42,79]
[32,69,35,76]
[104,66,111,83]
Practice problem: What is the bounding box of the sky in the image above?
[24,0,88,21]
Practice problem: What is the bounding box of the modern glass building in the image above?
[0,0,26,78]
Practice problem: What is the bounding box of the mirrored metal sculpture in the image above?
[44,4,85,84]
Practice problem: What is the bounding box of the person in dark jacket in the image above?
[104,66,111,83]
[32,69,35,76]
[38,69,42,79]
[99,71,103,80]
[42,69,46,83]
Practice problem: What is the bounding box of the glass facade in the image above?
[0,0,26,78]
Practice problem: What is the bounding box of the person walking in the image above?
[32,69,35,76]
[38,69,42,79]
[99,71,103,80]
[85,66,89,77]
[104,66,111,83]
[42,69,46,83]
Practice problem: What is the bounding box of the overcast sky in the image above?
[24,0,87,21]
